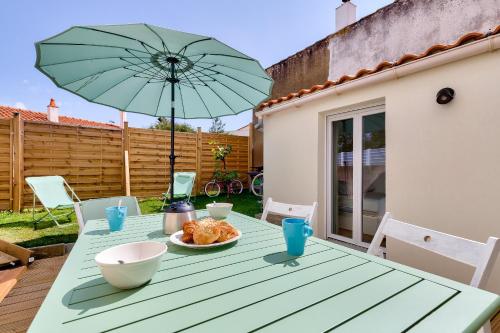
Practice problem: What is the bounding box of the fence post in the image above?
[195,127,202,195]
[12,113,24,212]
[123,121,131,196]
[8,118,13,210]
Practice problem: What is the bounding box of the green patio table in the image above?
[28,211,499,333]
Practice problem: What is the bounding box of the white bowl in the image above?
[95,241,167,289]
[206,202,233,219]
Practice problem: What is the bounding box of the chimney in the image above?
[336,0,357,32]
[47,98,59,123]
[119,111,128,128]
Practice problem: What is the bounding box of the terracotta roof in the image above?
[259,25,500,110]
[0,105,120,129]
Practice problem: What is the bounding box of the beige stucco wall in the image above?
[262,50,500,294]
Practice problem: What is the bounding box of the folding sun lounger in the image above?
[161,172,196,209]
[25,176,80,229]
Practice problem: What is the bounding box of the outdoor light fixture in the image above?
[436,88,455,104]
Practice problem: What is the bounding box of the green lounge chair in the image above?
[74,196,141,235]
[161,172,196,209]
[25,176,80,229]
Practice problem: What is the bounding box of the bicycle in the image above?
[204,178,244,197]
[250,170,263,197]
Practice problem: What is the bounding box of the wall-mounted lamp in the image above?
[436,88,455,104]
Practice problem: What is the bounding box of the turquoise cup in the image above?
[282,218,313,256]
[105,206,127,232]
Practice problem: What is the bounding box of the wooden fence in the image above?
[0,114,251,211]
[0,119,11,210]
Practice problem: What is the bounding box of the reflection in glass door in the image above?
[331,119,354,239]
[362,113,385,243]
[327,107,385,247]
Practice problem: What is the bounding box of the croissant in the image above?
[181,221,197,243]
[181,219,238,245]
[193,220,221,245]
[216,221,239,242]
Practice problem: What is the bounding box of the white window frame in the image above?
[325,104,385,248]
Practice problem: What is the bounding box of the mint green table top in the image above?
[29,211,499,333]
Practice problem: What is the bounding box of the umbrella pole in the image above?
[168,60,178,205]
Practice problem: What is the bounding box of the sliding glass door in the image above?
[327,106,385,247]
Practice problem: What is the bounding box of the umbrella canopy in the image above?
[35,24,273,205]
[35,24,272,118]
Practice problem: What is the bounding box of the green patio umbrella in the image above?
[34,24,273,204]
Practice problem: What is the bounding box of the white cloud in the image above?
[14,102,27,109]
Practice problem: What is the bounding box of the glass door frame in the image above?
[326,104,385,248]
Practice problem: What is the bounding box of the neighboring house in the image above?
[256,0,500,294]
[253,0,500,165]
[227,123,250,137]
[0,99,119,129]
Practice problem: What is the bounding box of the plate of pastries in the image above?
[169,217,242,249]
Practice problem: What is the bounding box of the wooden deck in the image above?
[0,252,498,333]
[494,312,500,333]
[0,255,66,333]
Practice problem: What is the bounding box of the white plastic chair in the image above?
[74,196,141,235]
[261,197,317,224]
[368,212,500,333]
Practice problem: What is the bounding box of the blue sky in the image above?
[0,0,392,131]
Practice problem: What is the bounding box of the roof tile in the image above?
[259,26,500,110]
[0,105,119,129]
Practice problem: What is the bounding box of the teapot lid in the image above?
[164,201,195,213]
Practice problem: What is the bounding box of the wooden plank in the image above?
[124,151,130,196]
[12,113,24,211]
[0,266,26,303]
[7,117,13,211]
[0,256,66,333]
[195,128,202,195]
[0,251,18,266]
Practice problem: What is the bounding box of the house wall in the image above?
[266,39,330,101]
[328,0,500,80]
[262,50,500,294]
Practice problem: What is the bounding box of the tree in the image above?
[209,117,225,133]
[209,141,237,198]
[210,141,232,171]
[150,117,195,132]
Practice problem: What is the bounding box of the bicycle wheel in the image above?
[229,179,244,195]
[251,173,263,197]
[204,181,221,197]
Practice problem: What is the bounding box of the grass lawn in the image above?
[0,193,262,248]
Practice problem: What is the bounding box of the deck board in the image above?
[0,267,26,302]
[0,256,66,333]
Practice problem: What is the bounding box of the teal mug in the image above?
[105,206,127,232]
[282,218,313,256]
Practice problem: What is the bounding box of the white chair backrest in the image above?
[74,196,141,235]
[368,212,500,289]
[261,198,317,223]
